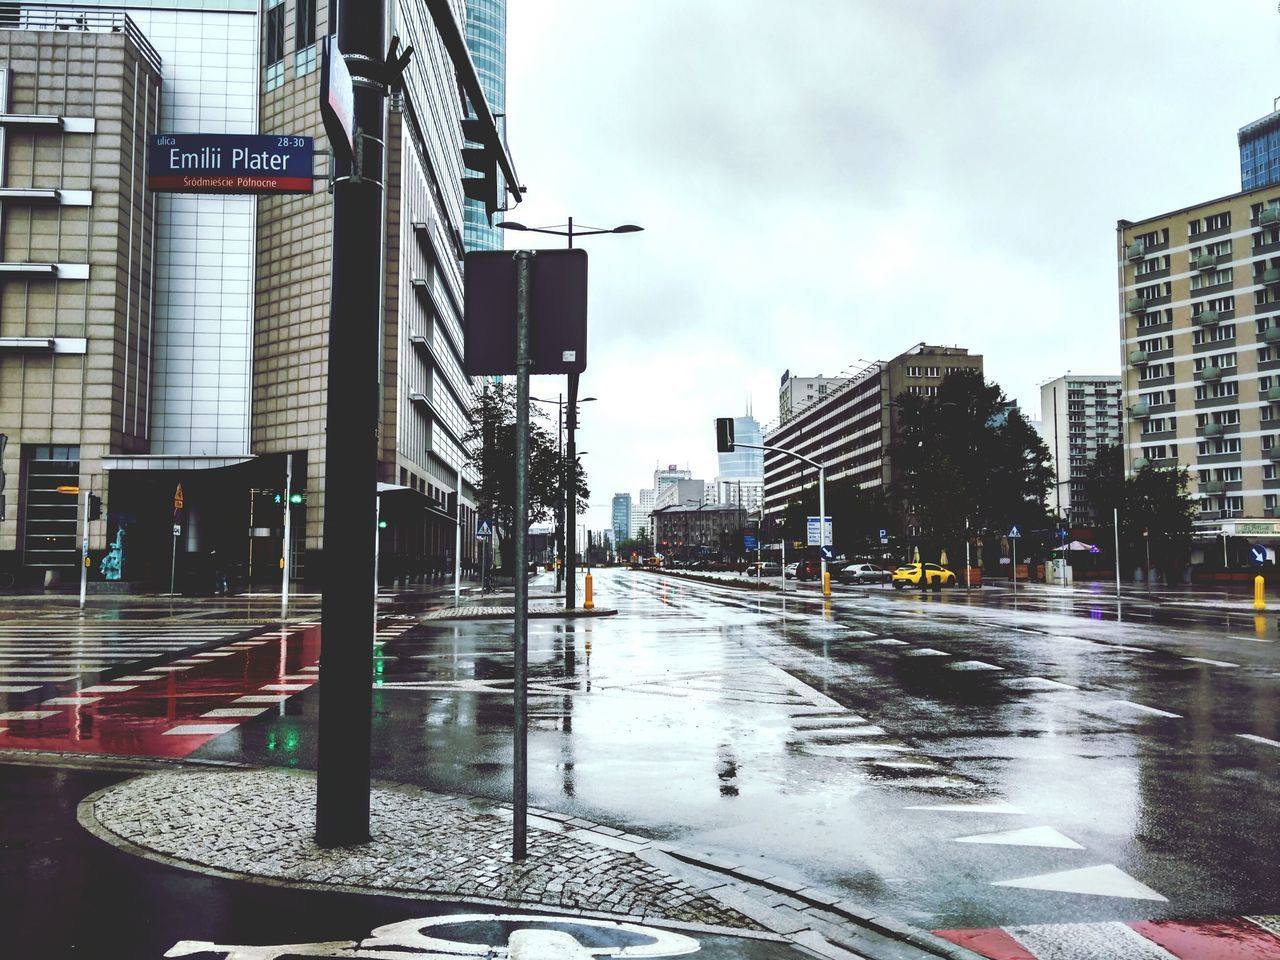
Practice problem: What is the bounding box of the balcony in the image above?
[1265,327,1280,345]
[1193,253,1217,271]
[1267,507,1278,518]
[1126,240,1145,260]
[1268,386,1280,402]
[1262,207,1280,228]
[1193,309,1219,326]
[1201,480,1226,495]
[1127,349,1148,365]
[1198,422,1223,437]
[1130,401,1150,418]
[1195,366,1223,381]
[1268,447,1280,462]
[1265,268,1280,287]
[1127,296,1148,313]
[1132,457,1149,470]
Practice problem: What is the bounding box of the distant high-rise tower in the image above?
[463,0,506,251]
[1239,104,1280,191]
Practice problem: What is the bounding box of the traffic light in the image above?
[289,491,306,505]
[87,494,102,521]
[715,417,735,453]
[460,118,500,221]
[378,519,388,529]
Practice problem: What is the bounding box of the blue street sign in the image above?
[1058,528,1069,543]
[879,528,888,540]
[743,533,758,551]
[148,133,313,194]
[476,518,494,540]
[1008,525,1022,539]
[1251,543,1268,566]
[820,545,833,561]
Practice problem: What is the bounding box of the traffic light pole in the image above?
[281,453,293,621]
[565,372,579,610]
[79,486,89,611]
[316,0,385,848]
[513,250,533,860]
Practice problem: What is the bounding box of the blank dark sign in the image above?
[464,249,588,376]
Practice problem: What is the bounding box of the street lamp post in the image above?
[498,217,642,609]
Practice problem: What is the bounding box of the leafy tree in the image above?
[464,384,589,570]
[1086,445,1197,581]
[890,369,1053,561]
[781,480,896,559]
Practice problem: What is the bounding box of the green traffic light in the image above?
[378,519,388,528]
[289,492,304,504]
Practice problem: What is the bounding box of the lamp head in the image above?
[497,220,528,231]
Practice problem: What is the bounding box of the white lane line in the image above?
[41,696,102,705]
[954,825,1084,849]
[871,759,939,770]
[300,666,320,671]
[115,674,167,682]
[0,710,61,720]
[259,683,311,692]
[233,695,290,704]
[1110,700,1181,719]
[903,648,950,657]
[1238,733,1280,748]
[948,660,1004,671]
[0,676,79,683]
[1003,677,1077,691]
[0,685,40,693]
[867,638,909,646]
[1229,635,1274,643]
[906,801,1025,814]
[145,666,193,672]
[78,685,137,693]
[202,707,271,718]
[192,651,239,658]
[162,723,239,736]
[992,863,1167,901]
[1182,657,1239,667]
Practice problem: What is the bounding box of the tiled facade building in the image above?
[1119,185,1280,539]
[1039,374,1122,526]
[0,1,501,587]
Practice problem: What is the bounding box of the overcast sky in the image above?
[504,0,1280,535]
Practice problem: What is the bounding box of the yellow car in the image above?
[891,562,957,589]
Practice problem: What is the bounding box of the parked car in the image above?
[891,562,957,589]
[837,562,892,585]
[795,558,832,581]
[745,561,783,577]
[784,562,799,579]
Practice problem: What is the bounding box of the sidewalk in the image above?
[79,765,981,960]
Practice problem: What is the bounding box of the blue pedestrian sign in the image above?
[820,545,833,561]
[475,518,494,540]
[1251,543,1269,566]
[1007,525,1022,539]
[743,533,758,551]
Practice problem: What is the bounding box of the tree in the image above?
[890,369,1053,562]
[781,480,896,559]
[1086,446,1197,582]
[464,384,589,570]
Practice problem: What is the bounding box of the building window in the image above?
[22,445,80,569]
[265,0,286,91]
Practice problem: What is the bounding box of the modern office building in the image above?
[461,0,504,252]
[1119,184,1280,542]
[0,1,511,587]
[710,478,763,513]
[653,478,706,511]
[653,464,691,501]
[1240,106,1280,192]
[777,371,841,425]
[763,344,984,525]
[651,503,743,561]
[610,492,630,544]
[1039,375,1122,525]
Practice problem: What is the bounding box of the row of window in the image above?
[265,0,319,91]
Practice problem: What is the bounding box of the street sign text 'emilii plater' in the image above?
[464,249,588,376]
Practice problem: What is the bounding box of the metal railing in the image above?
[0,5,162,77]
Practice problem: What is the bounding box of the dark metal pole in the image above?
[315,0,384,848]
[565,372,578,609]
[513,251,532,860]
[555,393,563,593]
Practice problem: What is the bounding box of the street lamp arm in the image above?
[733,441,822,471]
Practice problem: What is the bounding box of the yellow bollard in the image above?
[1255,574,1266,611]
[822,570,831,597]
[584,571,595,610]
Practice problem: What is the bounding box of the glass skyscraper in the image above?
[718,416,764,479]
[1239,108,1280,191]
[463,0,506,251]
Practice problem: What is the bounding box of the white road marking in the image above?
[1003,677,1077,691]
[202,707,272,718]
[0,710,61,720]
[954,825,1083,849]
[906,801,1024,814]
[903,648,950,657]
[163,723,239,736]
[992,863,1167,901]
[259,683,312,692]
[0,685,39,693]
[948,660,1004,671]
[41,696,102,705]
[868,638,909,646]
[115,674,166,682]
[1109,700,1181,718]
[79,685,137,693]
[1182,657,1239,667]
[145,665,193,672]
[1005,922,1179,959]
[1238,733,1280,748]
[233,695,291,704]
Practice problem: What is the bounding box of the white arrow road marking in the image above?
[954,825,1084,849]
[992,864,1167,901]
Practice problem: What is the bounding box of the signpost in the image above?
[806,516,832,546]
[1008,524,1021,593]
[170,483,184,597]
[148,134,313,194]
[476,518,494,539]
[879,527,889,545]
[1251,543,1268,566]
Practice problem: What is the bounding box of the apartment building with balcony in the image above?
[1119,187,1280,537]
[1039,374,1122,526]
[762,344,983,526]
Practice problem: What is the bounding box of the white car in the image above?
[784,562,799,579]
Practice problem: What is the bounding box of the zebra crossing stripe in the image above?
[936,917,1280,959]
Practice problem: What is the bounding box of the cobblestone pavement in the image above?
[83,768,756,930]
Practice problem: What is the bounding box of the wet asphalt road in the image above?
[3,571,1280,934]
[185,569,1280,931]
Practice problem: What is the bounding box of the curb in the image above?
[421,606,619,621]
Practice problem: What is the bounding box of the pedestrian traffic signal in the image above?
[289,492,306,505]
[87,494,102,520]
[715,417,735,453]
[460,119,500,221]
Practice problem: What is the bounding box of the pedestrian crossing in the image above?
[936,916,1280,958]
